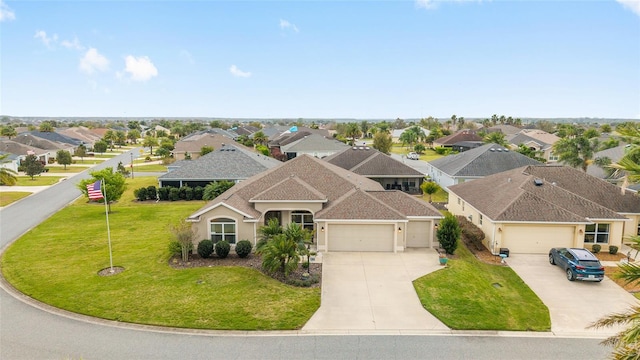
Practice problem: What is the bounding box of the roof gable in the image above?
[250,176,327,202]
[315,188,406,220]
[325,147,423,177]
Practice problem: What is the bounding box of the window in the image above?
[457,197,461,205]
[548,152,559,161]
[584,223,609,244]
[210,218,236,244]
[291,211,314,231]
[479,214,483,225]
[637,222,640,236]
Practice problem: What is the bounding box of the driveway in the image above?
[302,249,449,331]
[507,254,637,337]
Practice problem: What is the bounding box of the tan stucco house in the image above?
[447,165,640,254]
[187,155,443,252]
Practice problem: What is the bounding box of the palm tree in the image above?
[256,217,282,252]
[344,122,361,146]
[0,154,18,185]
[553,136,599,172]
[252,131,268,147]
[483,132,507,146]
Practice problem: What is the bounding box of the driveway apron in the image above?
[303,249,449,331]
[507,254,637,337]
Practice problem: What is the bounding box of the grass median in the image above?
[413,243,550,331]
[1,177,320,330]
[0,192,31,206]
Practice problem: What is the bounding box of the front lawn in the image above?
[421,188,448,203]
[46,166,90,173]
[1,177,320,330]
[413,243,550,331]
[134,164,168,172]
[15,176,64,186]
[390,144,444,162]
[0,192,31,206]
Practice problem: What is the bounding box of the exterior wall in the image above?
[0,159,19,173]
[428,165,456,190]
[622,214,640,240]
[190,206,257,248]
[254,202,323,216]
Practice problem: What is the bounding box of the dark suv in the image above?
[549,247,604,282]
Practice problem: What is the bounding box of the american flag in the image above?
[86,180,104,200]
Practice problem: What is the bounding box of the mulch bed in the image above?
[460,239,507,266]
[169,253,322,288]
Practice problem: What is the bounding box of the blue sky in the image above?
[1,0,639,119]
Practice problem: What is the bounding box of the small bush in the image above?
[197,239,214,258]
[456,216,485,251]
[215,240,231,258]
[302,262,309,269]
[193,186,204,200]
[285,273,320,287]
[235,240,252,258]
[134,187,148,201]
[169,187,180,201]
[158,186,170,201]
[591,244,601,254]
[145,156,152,161]
[184,186,194,201]
[146,186,157,200]
[168,241,182,257]
[609,245,619,255]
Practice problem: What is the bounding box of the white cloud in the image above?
[61,37,84,50]
[124,55,158,81]
[229,65,251,78]
[279,19,299,32]
[0,0,15,22]
[34,30,58,47]
[616,0,640,16]
[416,0,484,10]
[79,48,109,74]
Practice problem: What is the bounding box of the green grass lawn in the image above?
[413,243,550,331]
[15,176,64,186]
[0,192,31,206]
[46,166,90,173]
[133,164,168,172]
[421,188,448,203]
[73,158,107,164]
[390,143,444,162]
[1,177,320,330]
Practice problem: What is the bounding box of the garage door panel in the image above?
[329,224,394,252]
[407,221,430,248]
[502,225,574,254]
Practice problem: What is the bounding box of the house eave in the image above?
[249,199,328,203]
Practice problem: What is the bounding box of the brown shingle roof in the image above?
[367,191,442,217]
[325,147,423,177]
[315,188,406,220]
[250,176,327,202]
[434,130,482,146]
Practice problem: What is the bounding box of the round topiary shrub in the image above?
[197,239,214,258]
[592,244,601,254]
[609,245,619,255]
[215,240,231,258]
[235,240,252,258]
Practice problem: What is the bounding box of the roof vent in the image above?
[365,146,370,150]
[490,148,495,152]
[358,146,364,150]
[533,178,544,186]
[352,147,358,150]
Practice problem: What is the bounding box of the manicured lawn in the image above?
[15,176,64,186]
[413,242,550,331]
[46,166,90,173]
[134,164,168,172]
[1,177,320,330]
[421,188,448,203]
[390,144,444,162]
[0,192,31,206]
[73,158,107,164]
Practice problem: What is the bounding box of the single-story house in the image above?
[508,129,560,163]
[427,143,542,189]
[323,146,425,193]
[279,133,350,160]
[433,130,482,148]
[187,154,443,252]
[0,151,20,173]
[172,132,251,160]
[158,144,282,188]
[447,165,640,255]
[0,140,51,164]
[451,141,484,152]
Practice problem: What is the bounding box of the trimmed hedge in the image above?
[134,185,207,201]
[235,240,252,258]
[197,239,214,258]
[456,215,485,251]
[215,240,231,258]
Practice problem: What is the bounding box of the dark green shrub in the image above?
[169,187,180,201]
[285,273,320,287]
[215,240,231,258]
[146,185,157,200]
[184,186,194,201]
[193,186,204,200]
[437,213,461,255]
[168,240,182,257]
[235,240,252,258]
[134,187,148,201]
[197,239,214,258]
[158,186,170,201]
[609,245,619,255]
[302,262,309,269]
[592,244,601,254]
[178,186,188,200]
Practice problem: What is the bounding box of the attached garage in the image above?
[501,225,575,254]
[406,221,431,248]
[328,224,395,252]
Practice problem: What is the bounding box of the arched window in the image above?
[210,218,236,244]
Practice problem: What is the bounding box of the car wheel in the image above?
[549,254,555,265]
[566,268,576,281]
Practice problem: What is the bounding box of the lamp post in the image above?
[130,151,134,179]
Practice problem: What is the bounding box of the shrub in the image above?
[184,186,194,201]
[235,240,252,258]
[134,187,148,201]
[146,186,157,200]
[197,239,214,258]
[168,240,182,257]
[437,213,461,255]
[158,186,170,201]
[145,156,151,161]
[609,245,619,255]
[193,186,204,200]
[215,240,231,258]
[591,244,601,254]
[285,273,320,287]
[178,186,188,200]
[169,187,180,201]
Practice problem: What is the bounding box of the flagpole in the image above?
[102,180,114,273]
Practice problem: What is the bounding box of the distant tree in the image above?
[103,130,116,150]
[1,126,17,139]
[159,138,174,152]
[127,129,141,144]
[77,167,127,212]
[143,136,159,155]
[372,131,392,154]
[583,128,600,139]
[210,120,225,128]
[599,138,619,151]
[360,121,371,138]
[483,132,507,146]
[93,141,108,154]
[75,144,87,163]
[344,122,362,145]
[236,135,254,148]
[437,213,461,255]
[515,144,546,163]
[414,143,426,154]
[155,147,171,158]
[0,154,18,185]
[202,180,234,200]
[535,120,556,133]
[23,154,45,180]
[39,122,54,132]
[252,131,268,146]
[115,130,126,147]
[170,219,197,262]
[56,150,72,169]
[421,181,441,203]
[256,144,270,156]
[156,130,167,138]
[553,136,599,172]
[116,161,130,177]
[200,146,214,156]
[375,121,392,134]
[600,124,612,133]
[127,121,141,130]
[393,118,407,130]
[399,130,417,149]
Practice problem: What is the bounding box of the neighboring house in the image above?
[587,144,629,184]
[57,127,102,148]
[11,133,75,160]
[391,127,431,142]
[447,165,640,255]
[23,131,83,147]
[0,140,50,163]
[187,154,443,253]
[509,129,560,163]
[158,144,281,188]
[324,146,425,193]
[234,125,260,137]
[0,151,20,173]
[279,133,349,160]
[433,130,482,148]
[486,125,522,136]
[427,143,542,189]
[451,141,484,152]
[172,132,251,160]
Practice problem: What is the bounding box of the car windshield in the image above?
[579,260,601,267]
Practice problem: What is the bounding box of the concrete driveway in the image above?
[302,249,449,332]
[507,254,637,337]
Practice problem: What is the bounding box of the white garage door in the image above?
[502,225,574,254]
[407,221,430,248]
[328,224,394,252]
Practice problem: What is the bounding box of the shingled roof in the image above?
[434,130,482,146]
[280,133,349,153]
[429,143,542,177]
[448,165,640,223]
[324,146,423,178]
